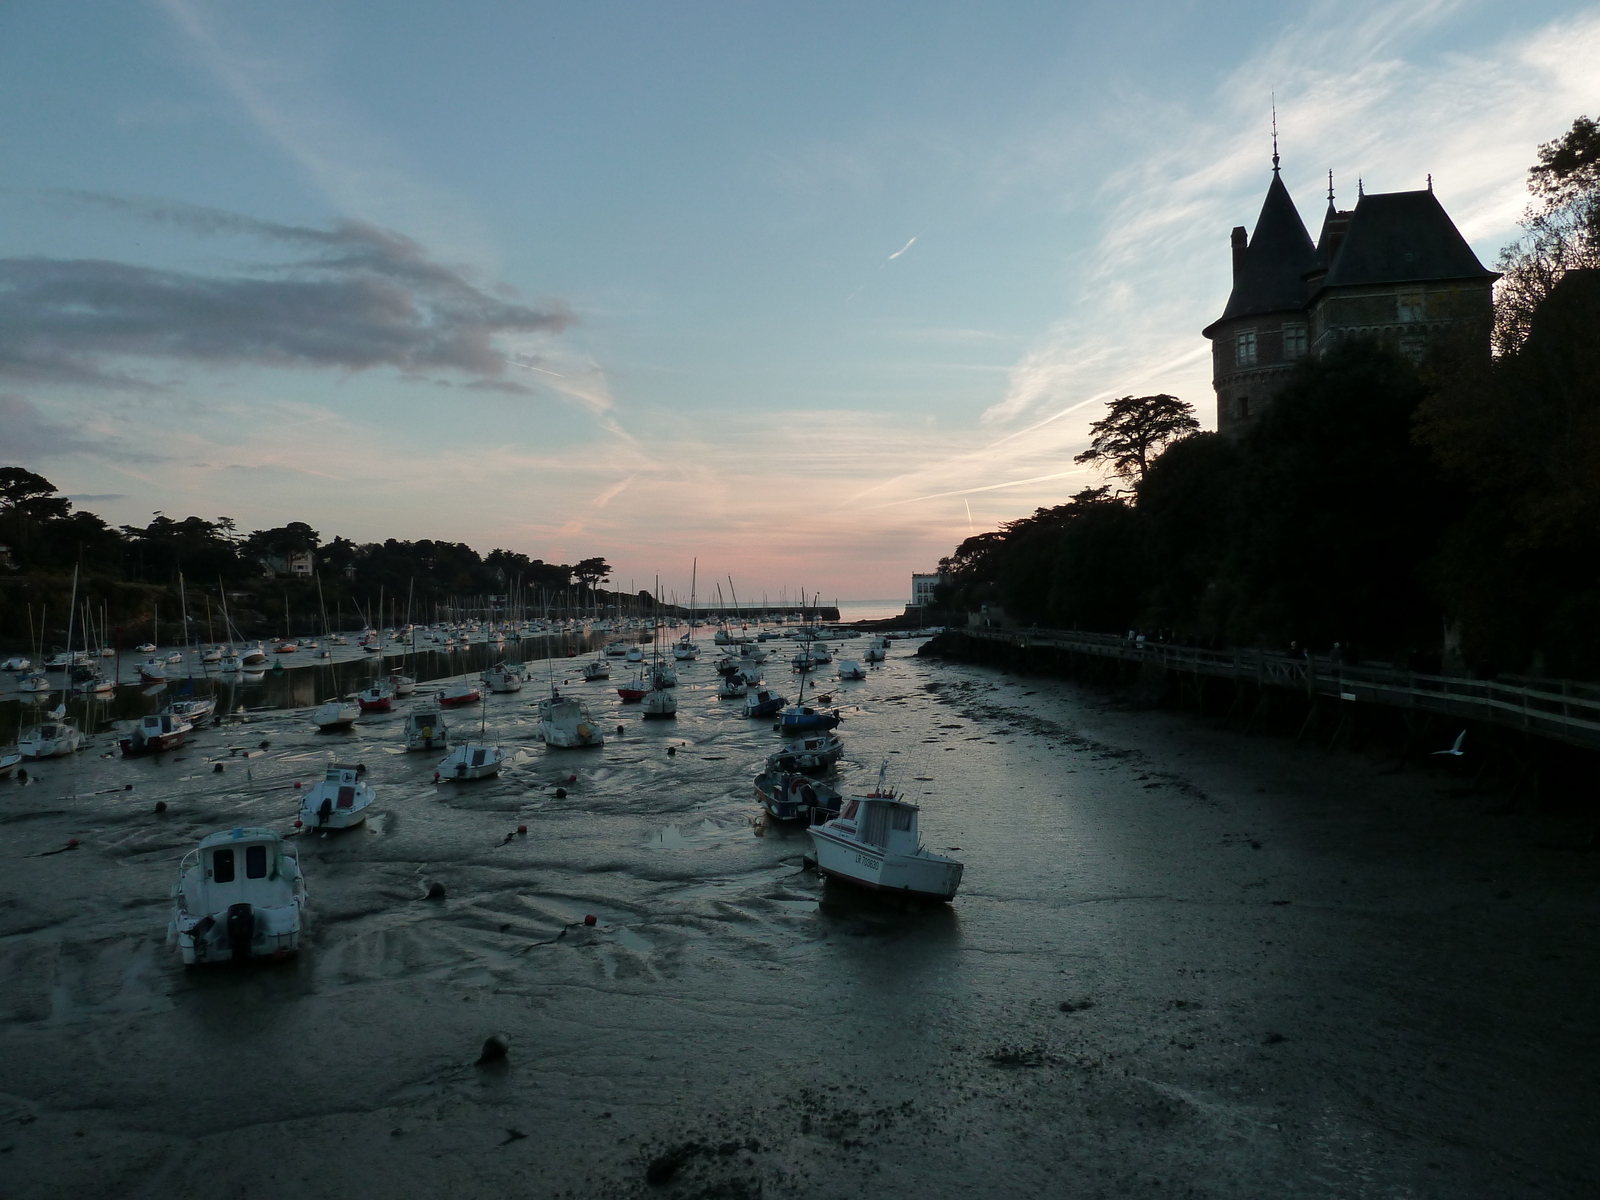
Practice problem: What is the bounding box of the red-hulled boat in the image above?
[616,671,649,703]
[357,684,395,713]
[438,683,482,707]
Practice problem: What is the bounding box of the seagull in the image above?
[1433,730,1466,757]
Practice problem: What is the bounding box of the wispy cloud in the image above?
[887,235,919,260]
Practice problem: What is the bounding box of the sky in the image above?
[3,0,1598,603]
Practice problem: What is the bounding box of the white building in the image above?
[911,572,941,609]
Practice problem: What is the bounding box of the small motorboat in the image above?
[743,687,787,718]
[241,644,268,666]
[388,672,417,697]
[582,656,611,681]
[163,696,217,723]
[0,751,22,778]
[672,638,700,661]
[313,699,359,731]
[438,743,504,780]
[120,712,193,756]
[134,643,156,655]
[19,719,84,758]
[654,663,678,688]
[138,657,168,682]
[405,705,448,750]
[274,642,298,654]
[755,766,843,824]
[537,691,605,748]
[715,655,742,675]
[201,645,224,664]
[604,641,629,658]
[169,827,305,964]
[483,661,524,693]
[438,683,482,707]
[810,644,833,664]
[298,762,375,829]
[738,644,769,665]
[837,660,866,680]
[777,702,841,734]
[166,651,186,665]
[625,646,644,663]
[864,637,889,663]
[807,769,963,901]
[72,664,114,694]
[1,655,31,671]
[770,730,843,774]
[357,683,395,713]
[617,673,650,703]
[219,652,243,673]
[717,674,748,699]
[18,669,51,694]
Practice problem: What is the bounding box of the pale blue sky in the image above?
[3,0,1596,599]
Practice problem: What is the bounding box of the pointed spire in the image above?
[1326,170,1336,214]
[1358,177,1364,197]
[1427,173,1433,193]
[1271,94,1280,173]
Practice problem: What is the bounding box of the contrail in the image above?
[964,498,974,533]
[877,467,1090,508]
[509,358,565,378]
[888,235,918,261]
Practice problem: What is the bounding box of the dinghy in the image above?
[170,827,304,964]
[807,768,963,901]
[298,762,375,830]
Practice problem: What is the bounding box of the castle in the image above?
[1202,148,1498,434]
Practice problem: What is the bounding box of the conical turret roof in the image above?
[1209,170,1318,329]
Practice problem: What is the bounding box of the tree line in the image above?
[936,117,1600,680]
[0,472,615,646]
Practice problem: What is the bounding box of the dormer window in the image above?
[1283,324,1308,358]
[1236,330,1257,365]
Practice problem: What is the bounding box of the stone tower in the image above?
[1203,158,1498,435]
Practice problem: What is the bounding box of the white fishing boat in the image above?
[19,718,83,758]
[135,642,156,654]
[120,712,193,756]
[808,769,963,901]
[201,645,224,664]
[743,686,787,718]
[655,663,678,688]
[864,636,889,663]
[170,827,304,964]
[388,672,417,697]
[642,682,678,718]
[714,654,741,675]
[717,674,748,699]
[438,743,504,779]
[537,691,605,748]
[483,661,524,693]
[165,651,185,665]
[604,640,629,658]
[313,699,359,731]
[405,705,448,750]
[298,762,376,829]
[810,643,833,664]
[582,656,611,681]
[738,643,769,665]
[137,657,168,682]
[837,660,866,680]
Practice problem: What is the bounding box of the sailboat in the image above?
[642,577,677,718]
[672,559,701,660]
[438,682,503,778]
[20,568,85,758]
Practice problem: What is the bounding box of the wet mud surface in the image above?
[2,647,1597,1197]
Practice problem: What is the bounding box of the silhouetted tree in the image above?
[1073,394,1199,482]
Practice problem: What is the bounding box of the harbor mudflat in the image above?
[1,650,1594,1197]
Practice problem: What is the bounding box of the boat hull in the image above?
[808,826,963,901]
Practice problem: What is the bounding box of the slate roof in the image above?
[1210,171,1319,328]
[1320,189,1497,288]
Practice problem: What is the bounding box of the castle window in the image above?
[1283,324,1307,358]
[1235,330,1257,365]
[1398,293,1426,323]
[1238,395,1251,419]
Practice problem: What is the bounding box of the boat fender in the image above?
[455,762,467,778]
[226,902,255,961]
[154,800,168,813]
[318,797,333,826]
[213,762,224,773]
[356,763,367,777]
[666,746,676,757]
[575,723,591,739]
[554,788,567,799]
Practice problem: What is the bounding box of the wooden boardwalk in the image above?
[952,627,1600,752]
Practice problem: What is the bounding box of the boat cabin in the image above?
[832,795,924,856]
[188,827,294,908]
[323,764,366,810]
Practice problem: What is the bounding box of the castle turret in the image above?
[1202,160,1319,434]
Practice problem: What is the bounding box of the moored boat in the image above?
[438,743,504,779]
[404,705,448,750]
[755,766,843,824]
[19,718,84,758]
[537,691,605,748]
[313,699,359,731]
[163,696,217,724]
[770,729,843,773]
[742,687,787,718]
[483,661,524,693]
[837,659,866,680]
[298,762,375,829]
[169,827,305,964]
[357,683,396,713]
[807,772,963,901]
[582,656,611,681]
[438,683,482,707]
[120,712,192,756]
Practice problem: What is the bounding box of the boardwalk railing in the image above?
[957,627,1600,751]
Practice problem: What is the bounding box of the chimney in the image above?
[1231,226,1248,279]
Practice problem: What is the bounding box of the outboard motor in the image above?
[226,903,255,962]
[318,796,333,826]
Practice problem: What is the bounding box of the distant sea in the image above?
[831,598,909,622]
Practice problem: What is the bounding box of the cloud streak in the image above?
[0,204,569,389]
